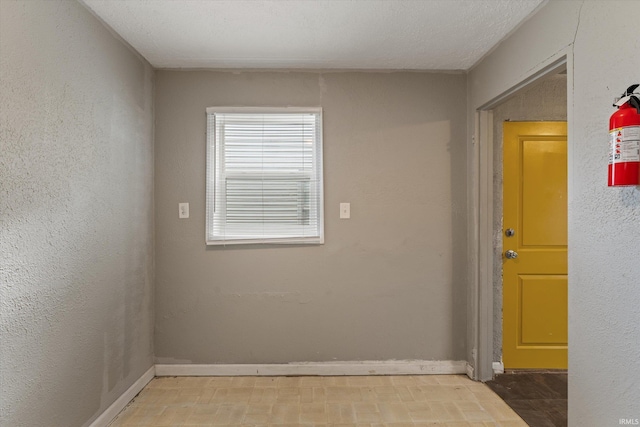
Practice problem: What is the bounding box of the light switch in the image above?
[340,203,350,219]
[179,202,189,219]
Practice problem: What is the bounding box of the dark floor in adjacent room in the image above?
[486,372,567,427]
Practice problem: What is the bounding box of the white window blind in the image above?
[206,108,324,245]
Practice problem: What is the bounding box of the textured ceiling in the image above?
[81,0,545,70]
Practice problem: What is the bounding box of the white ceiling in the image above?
[81,0,545,71]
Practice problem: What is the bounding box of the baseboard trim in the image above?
[89,361,467,425]
[466,363,474,379]
[87,365,155,427]
[155,360,467,377]
[492,361,505,375]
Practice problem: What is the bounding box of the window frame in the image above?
[205,106,324,245]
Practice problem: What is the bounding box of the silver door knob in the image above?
[505,250,518,259]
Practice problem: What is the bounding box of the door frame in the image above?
[469,51,573,381]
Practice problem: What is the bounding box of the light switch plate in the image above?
[179,202,189,219]
[340,203,350,219]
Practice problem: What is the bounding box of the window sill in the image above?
[206,236,324,246]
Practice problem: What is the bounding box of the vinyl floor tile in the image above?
[486,373,567,427]
[109,375,528,427]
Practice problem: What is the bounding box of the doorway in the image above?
[491,72,569,371]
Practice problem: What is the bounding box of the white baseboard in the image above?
[155,360,467,377]
[466,363,474,379]
[89,361,467,426]
[492,361,505,375]
[87,365,155,427]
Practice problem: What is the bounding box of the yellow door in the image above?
[502,121,568,369]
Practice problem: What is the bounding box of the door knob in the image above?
[505,250,518,259]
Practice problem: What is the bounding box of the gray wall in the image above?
[0,1,155,426]
[491,74,567,362]
[154,71,467,364]
[469,0,640,424]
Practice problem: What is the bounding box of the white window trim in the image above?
[205,106,324,246]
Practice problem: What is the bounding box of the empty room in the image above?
[1,1,638,427]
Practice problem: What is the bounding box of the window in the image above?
[206,107,324,245]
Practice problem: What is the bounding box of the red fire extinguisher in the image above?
[609,84,640,186]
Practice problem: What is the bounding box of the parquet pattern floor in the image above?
[109,375,528,427]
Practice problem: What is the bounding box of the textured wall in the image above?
[154,71,467,364]
[469,0,640,424]
[570,1,640,424]
[491,74,567,362]
[0,1,155,426]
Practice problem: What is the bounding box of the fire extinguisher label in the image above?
[609,126,640,164]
